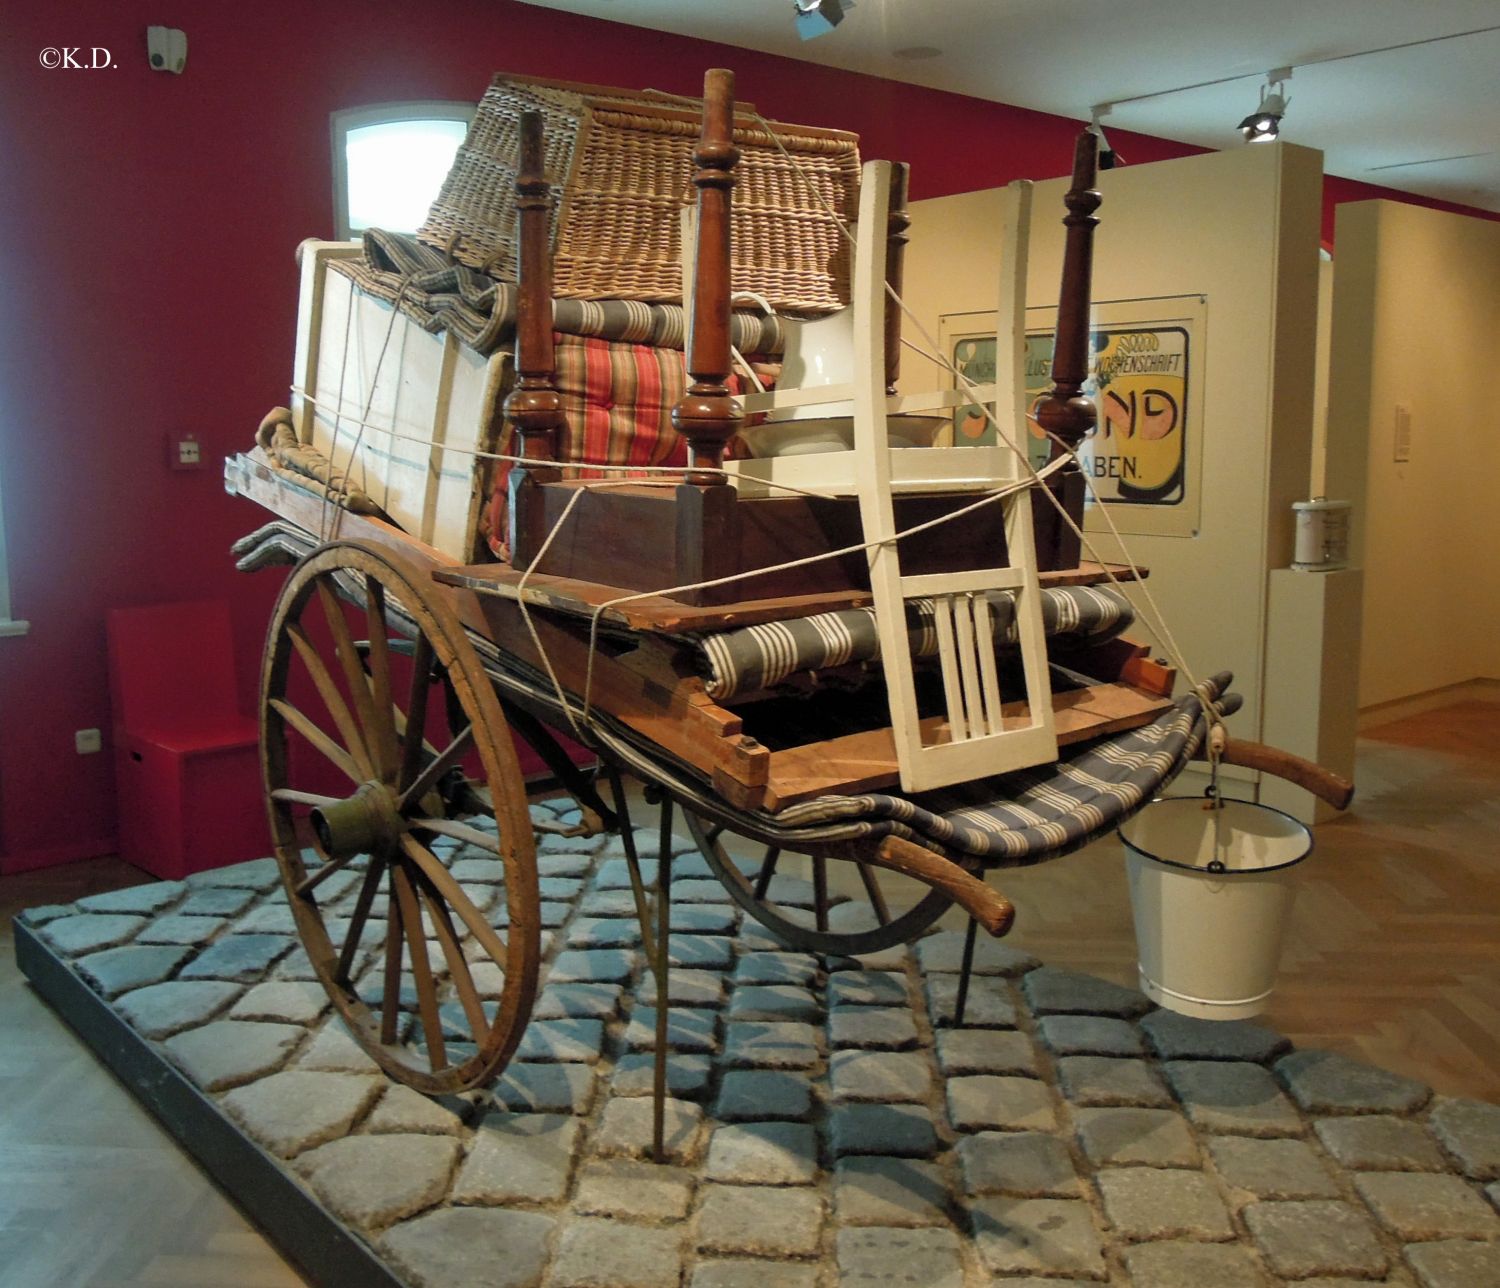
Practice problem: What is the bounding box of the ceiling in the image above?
[516,0,1500,213]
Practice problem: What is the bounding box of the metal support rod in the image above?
[604,766,656,959]
[602,764,671,1163]
[654,796,675,1164]
[953,916,980,1027]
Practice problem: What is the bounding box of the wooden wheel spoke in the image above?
[285,623,375,779]
[414,873,489,1045]
[856,862,893,926]
[411,816,502,856]
[294,850,362,899]
[381,862,404,1045]
[335,857,385,985]
[813,855,830,932]
[752,846,782,901]
[391,861,447,1070]
[363,577,400,779]
[269,698,362,783]
[316,581,385,776]
[401,835,509,961]
[399,635,436,793]
[263,540,539,1095]
[398,725,475,813]
[271,787,342,809]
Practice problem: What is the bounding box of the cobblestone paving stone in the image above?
[969,1196,1107,1278]
[611,1052,713,1100]
[25,845,1500,1286]
[552,1217,687,1288]
[837,1226,965,1288]
[1315,1113,1448,1172]
[1208,1135,1342,1199]
[958,1130,1080,1197]
[573,1157,694,1220]
[494,1061,598,1114]
[695,1182,825,1256]
[75,944,193,998]
[1427,1095,1500,1180]
[947,1074,1057,1133]
[1164,1057,1304,1136]
[833,1155,950,1226]
[1094,1165,1234,1240]
[295,1134,460,1228]
[1056,1054,1172,1108]
[829,1102,940,1160]
[924,975,1019,1028]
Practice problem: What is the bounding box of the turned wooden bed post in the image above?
[1031,129,1101,568]
[672,68,744,593]
[673,68,743,482]
[506,111,565,562]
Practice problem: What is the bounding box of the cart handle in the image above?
[1203,738,1355,811]
[873,836,1015,937]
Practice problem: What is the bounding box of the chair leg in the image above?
[953,916,979,1027]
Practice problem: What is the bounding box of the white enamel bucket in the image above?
[1120,796,1312,1020]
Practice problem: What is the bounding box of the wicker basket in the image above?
[417,75,861,314]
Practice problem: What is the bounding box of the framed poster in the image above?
[938,295,1206,538]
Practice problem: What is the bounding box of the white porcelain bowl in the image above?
[742,414,945,458]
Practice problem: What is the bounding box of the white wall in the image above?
[1328,201,1500,710]
[902,143,1326,761]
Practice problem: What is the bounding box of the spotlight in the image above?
[1239,69,1291,143]
[1089,104,1123,169]
[794,0,853,40]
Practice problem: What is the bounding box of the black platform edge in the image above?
[14,920,409,1288]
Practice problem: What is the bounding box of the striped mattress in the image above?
[770,673,1238,865]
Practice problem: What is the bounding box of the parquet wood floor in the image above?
[0,870,304,1288]
[991,700,1500,1104]
[1,700,1496,1285]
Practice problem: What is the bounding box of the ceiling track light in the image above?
[1089,104,1123,169]
[793,0,854,41]
[1239,67,1292,144]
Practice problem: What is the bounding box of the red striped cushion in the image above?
[488,334,751,556]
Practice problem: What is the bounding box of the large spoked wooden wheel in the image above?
[261,540,539,1094]
[684,813,952,957]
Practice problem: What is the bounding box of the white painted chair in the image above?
[727,162,1058,792]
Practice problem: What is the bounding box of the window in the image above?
[331,102,473,241]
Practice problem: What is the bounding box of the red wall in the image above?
[1,0,1494,870]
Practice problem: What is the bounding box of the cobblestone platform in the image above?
[15,805,1500,1287]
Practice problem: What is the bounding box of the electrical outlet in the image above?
[75,728,102,755]
[169,433,204,470]
[1393,403,1412,463]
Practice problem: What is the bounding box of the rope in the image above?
[317,274,416,544]
[291,103,1225,760]
[720,101,1211,702]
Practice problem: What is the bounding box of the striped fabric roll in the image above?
[771,675,1239,866]
[697,585,1133,702]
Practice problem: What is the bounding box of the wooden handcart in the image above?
[227,70,1352,1147]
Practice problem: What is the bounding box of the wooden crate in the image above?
[288,240,508,563]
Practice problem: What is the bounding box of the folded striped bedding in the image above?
[696,585,1133,702]
[773,673,1239,864]
[336,229,786,356]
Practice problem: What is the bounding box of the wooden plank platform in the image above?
[433,560,1150,636]
[760,683,1174,809]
